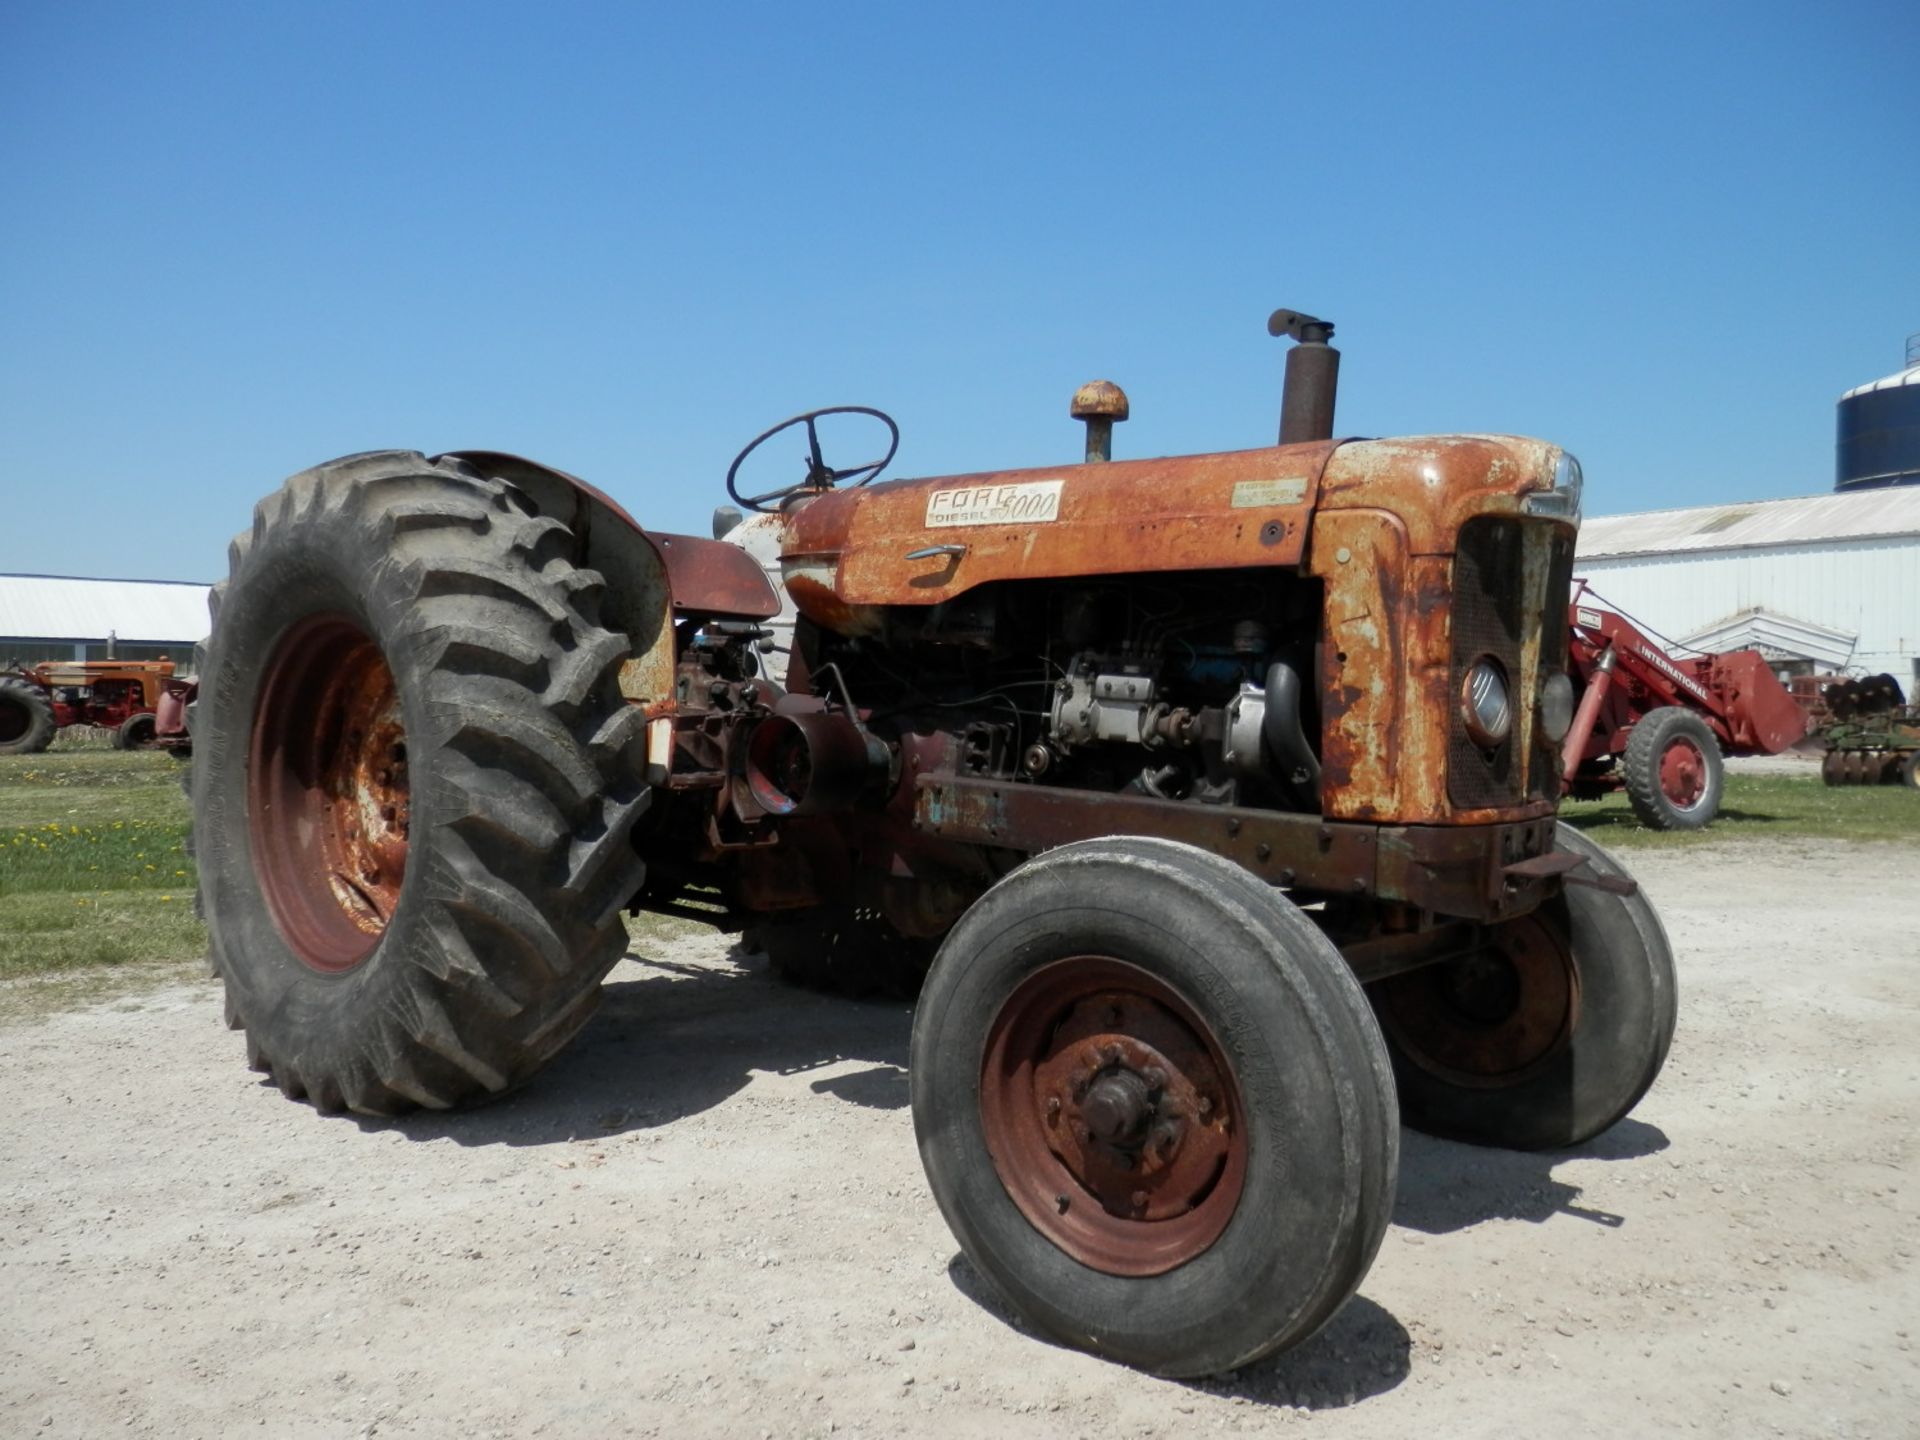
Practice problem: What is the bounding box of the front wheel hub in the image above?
[980,958,1246,1276]
[1374,912,1579,1086]
[1660,737,1708,809]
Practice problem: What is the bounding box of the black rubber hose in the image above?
[1261,660,1321,806]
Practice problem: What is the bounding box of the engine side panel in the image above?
[778,442,1339,632]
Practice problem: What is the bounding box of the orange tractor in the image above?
[186,311,1676,1376]
[0,659,191,755]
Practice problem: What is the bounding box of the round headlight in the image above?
[1538,672,1576,744]
[1461,657,1512,748]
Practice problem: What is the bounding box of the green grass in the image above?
[4,746,1908,1007]
[0,750,204,983]
[1564,770,1920,848]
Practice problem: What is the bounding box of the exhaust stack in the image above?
[1269,308,1339,445]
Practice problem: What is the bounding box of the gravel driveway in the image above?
[3,838,1915,1439]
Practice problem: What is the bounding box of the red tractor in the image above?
[0,659,188,755]
[1559,585,1808,829]
[186,312,1676,1376]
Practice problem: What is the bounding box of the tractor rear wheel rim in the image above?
[979,957,1247,1278]
[1376,913,1580,1086]
[1659,735,1708,810]
[0,701,25,744]
[249,614,411,974]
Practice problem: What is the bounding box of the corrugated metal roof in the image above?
[0,573,211,643]
[1576,486,1920,559]
[1840,364,1920,401]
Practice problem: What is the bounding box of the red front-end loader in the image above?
[1560,585,1808,829]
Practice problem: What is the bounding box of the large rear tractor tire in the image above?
[912,837,1398,1377]
[0,678,56,756]
[1622,705,1722,830]
[1370,824,1676,1151]
[189,451,651,1115]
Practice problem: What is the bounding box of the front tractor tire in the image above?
[1370,824,1677,1151]
[190,451,651,1115]
[1623,705,1723,830]
[0,677,55,755]
[911,837,1398,1378]
[114,712,157,751]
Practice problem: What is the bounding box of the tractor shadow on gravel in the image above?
[946,1253,1412,1410]
[351,941,913,1147]
[1392,1117,1671,1234]
[942,1117,1669,1410]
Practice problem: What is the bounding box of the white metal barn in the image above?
[1573,487,1920,685]
[0,573,211,667]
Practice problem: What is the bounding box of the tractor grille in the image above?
[1446,517,1575,809]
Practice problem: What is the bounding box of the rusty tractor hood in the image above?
[1315,434,1568,554]
[777,435,1568,634]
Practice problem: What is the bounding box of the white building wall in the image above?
[1574,536,1920,678]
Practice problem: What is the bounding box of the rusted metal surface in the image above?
[741,708,883,816]
[1316,436,1567,554]
[1299,436,1574,825]
[913,774,1563,922]
[1337,920,1482,985]
[1816,698,1919,787]
[777,442,1339,622]
[650,532,781,620]
[1309,508,1414,822]
[1373,816,1563,921]
[979,957,1246,1276]
[1371,911,1580,1084]
[248,615,410,973]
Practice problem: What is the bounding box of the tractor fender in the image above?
[442,451,780,720]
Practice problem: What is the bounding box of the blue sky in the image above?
[2,1,1915,583]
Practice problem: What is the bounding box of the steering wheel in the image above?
[726,406,900,513]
